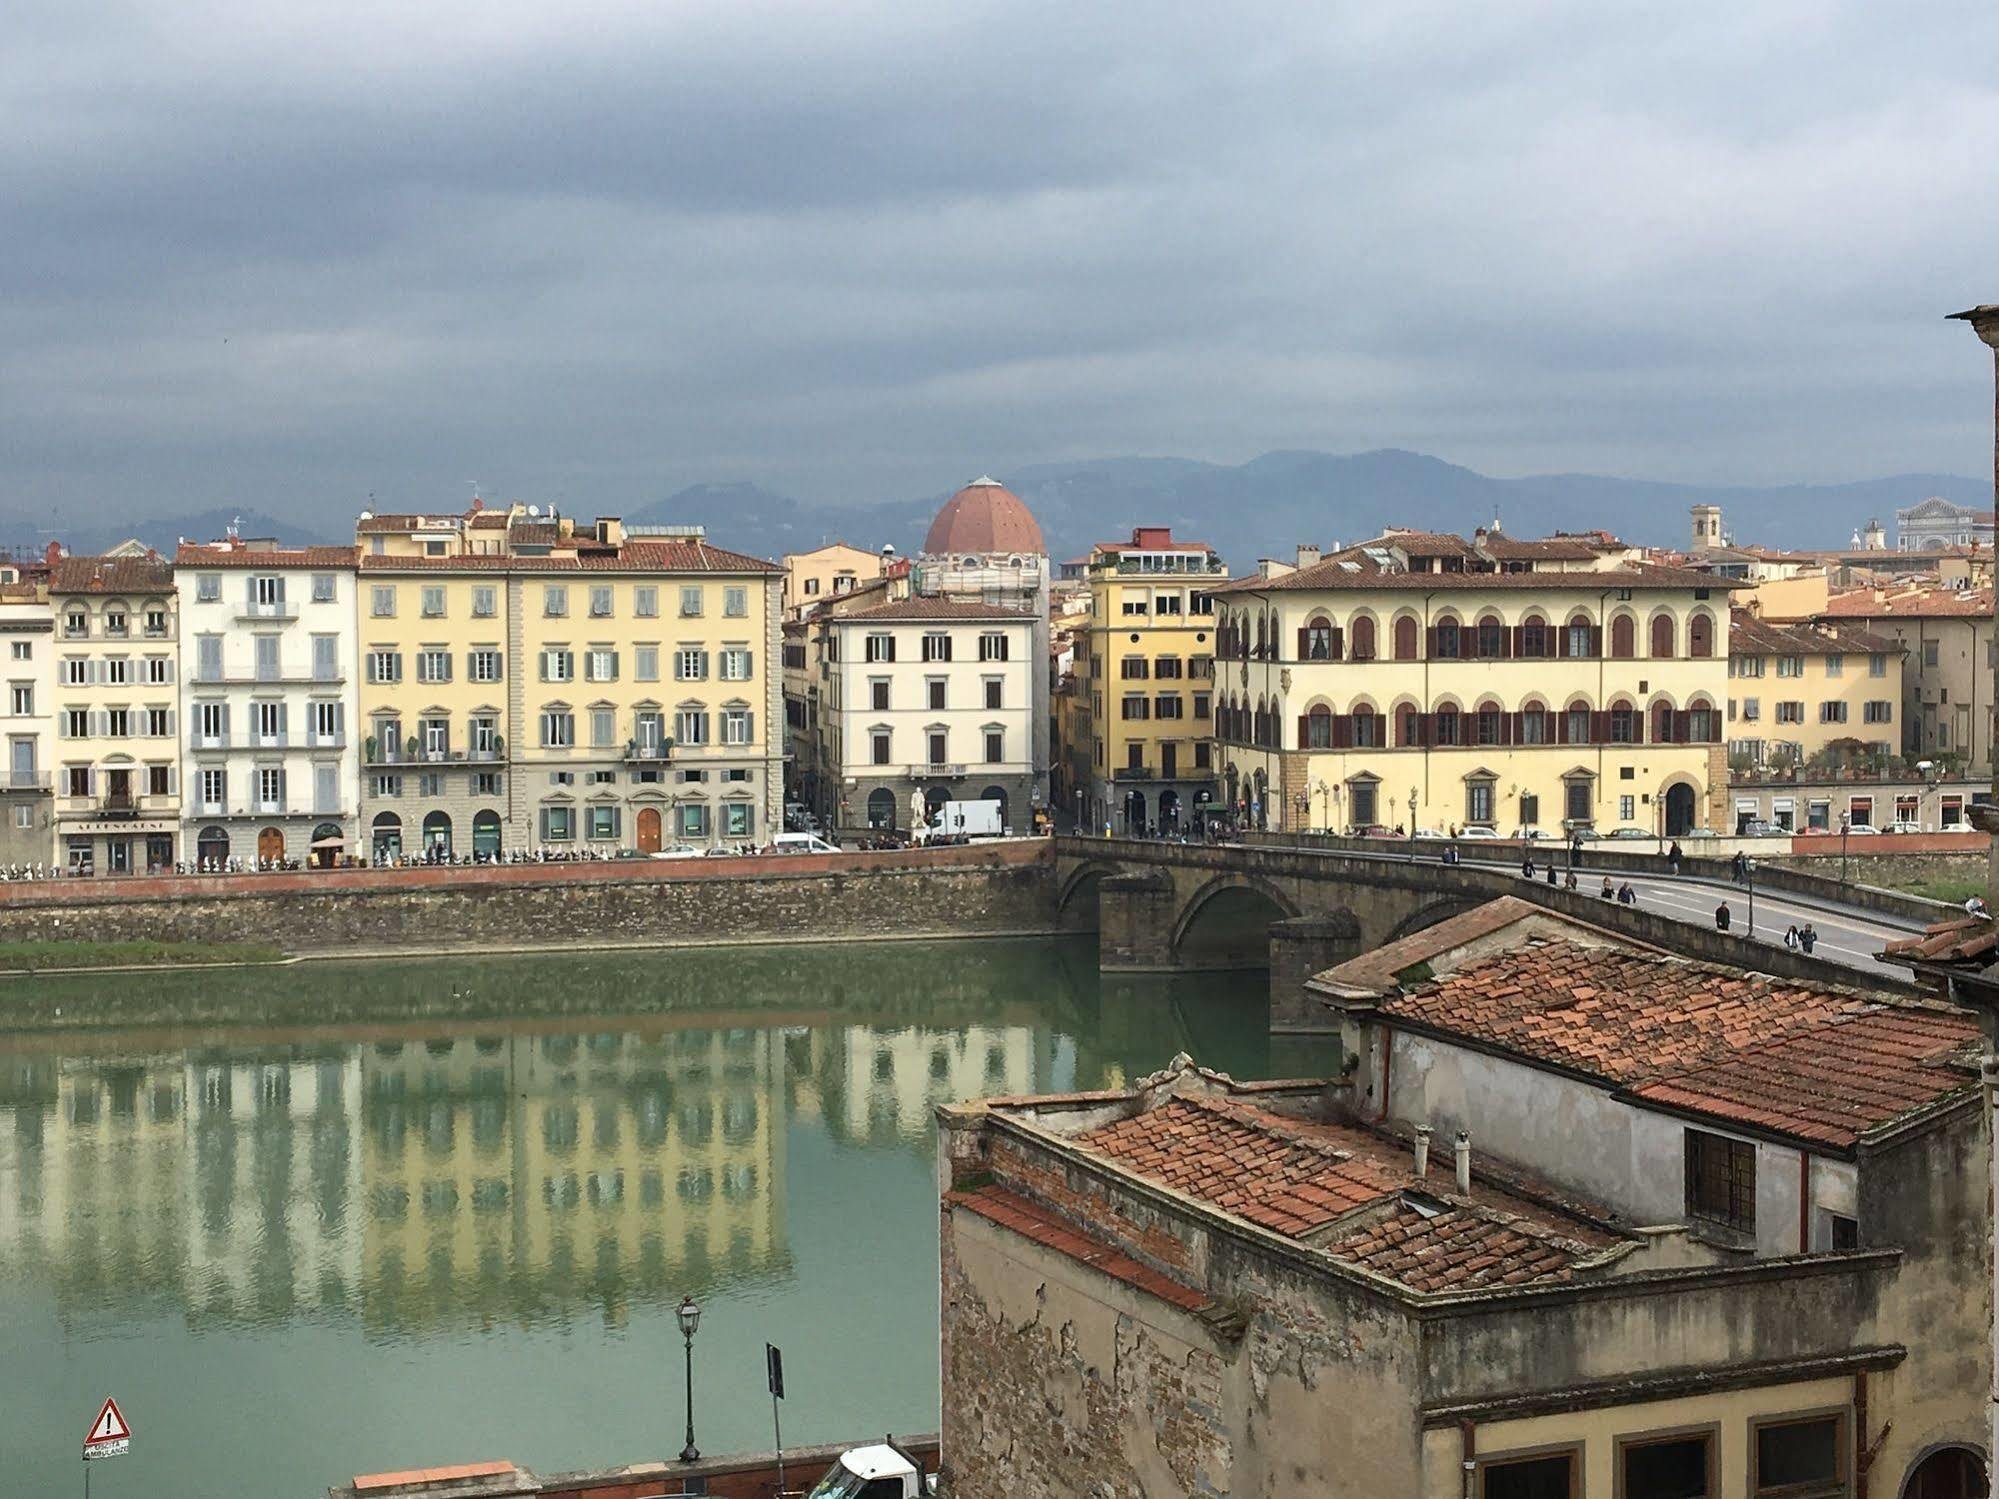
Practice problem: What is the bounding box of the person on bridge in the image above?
[1564,869,1578,891]
[1966,894,1991,920]
[1545,862,1559,887]
[1599,876,1616,900]
[1714,902,1732,932]
[1617,881,1636,905]
[1730,851,1748,885]
[1784,925,1800,951]
[1667,840,1684,876]
[1521,854,1536,879]
[1798,923,1818,954]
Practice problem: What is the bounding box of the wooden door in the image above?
[257,826,284,864]
[636,807,662,853]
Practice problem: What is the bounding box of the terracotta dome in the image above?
[922,476,1046,558]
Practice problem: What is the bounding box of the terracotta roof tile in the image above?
[1729,610,1903,658]
[946,1186,1213,1313]
[357,541,778,575]
[176,543,360,568]
[1325,1203,1594,1293]
[1821,586,1994,620]
[51,555,172,594]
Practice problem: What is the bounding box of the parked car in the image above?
[1457,826,1500,839]
[1411,828,1447,840]
[1511,827,1550,840]
[1350,823,1394,838]
[1845,823,1882,835]
[1885,819,1925,835]
[650,844,705,860]
[1604,826,1653,841]
[768,833,842,855]
[1737,820,1785,838]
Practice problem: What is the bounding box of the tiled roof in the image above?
[1382,937,1978,1147]
[1213,549,1729,594]
[354,512,467,534]
[1884,913,1999,967]
[51,555,172,594]
[1478,535,1603,562]
[1324,1202,1591,1292]
[357,541,778,575]
[946,1185,1214,1314]
[176,544,359,568]
[1730,611,1903,658]
[1308,895,1568,998]
[832,597,1035,623]
[1631,1008,1980,1149]
[1383,939,1869,1084]
[1821,586,1994,620]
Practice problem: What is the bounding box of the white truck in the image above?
[806,1440,937,1498]
[915,798,1004,844]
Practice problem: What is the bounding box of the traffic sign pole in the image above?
[766,1344,785,1497]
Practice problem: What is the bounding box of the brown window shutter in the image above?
[1592,710,1608,742]
[1510,623,1523,657]
[1296,627,1310,660]
[1296,714,1309,749]
[1426,625,1438,658]
[1333,713,1350,749]
[1507,711,1521,745]
[1330,627,1344,660]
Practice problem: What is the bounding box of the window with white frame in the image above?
[586,648,618,682]
[676,648,709,681]
[720,648,751,681]
[635,586,658,618]
[722,708,752,745]
[540,710,574,747]
[676,709,709,745]
[544,586,568,617]
[417,649,452,683]
[724,586,747,617]
[200,768,226,809]
[371,585,396,617]
[541,648,574,682]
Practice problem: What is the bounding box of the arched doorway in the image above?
[867,788,896,828]
[924,786,950,818]
[1159,788,1181,831]
[1123,789,1147,835]
[422,811,452,856]
[635,807,662,853]
[310,822,343,869]
[197,826,229,868]
[1664,782,1697,837]
[257,826,285,864]
[1902,1448,1987,1499]
[372,812,402,860]
[473,810,503,859]
[979,785,1009,829]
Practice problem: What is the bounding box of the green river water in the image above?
[0,937,1332,1498]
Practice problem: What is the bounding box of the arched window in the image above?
[1475,699,1504,745]
[1650,613,1675,659]
[372,811,403,859]
[1565,614,1596,659]
[1400,704,1424,746]
[1688,611,1715,659]
[1255,613,1267,657]
[197,826,230,866]
[1565,700,1592,744]
[473,809,503,855]
[867,788,897,828]
[1475,614,1505,660]
[1610,614,1636,659]
[423,811,453,853]
[1520,614,1548,659]
[1652,701,1675,743]
[1435,617,1461,660]
[1393,615,1420,661]
[1435,704,1461,746]
[1520,700,1549,745]
[1689,699,1715,742]
[1303,704,1334,749]
[1351,704,1380,748]
[1350,615,1377,661]
[1609,701,1636,743]
[1301,615,1335,661]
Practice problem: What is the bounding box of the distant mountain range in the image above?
[17,452,1992,569]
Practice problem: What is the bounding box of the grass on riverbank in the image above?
[1878,874,1987,906]
[0,939,286,971]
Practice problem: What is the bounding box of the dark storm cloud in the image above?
[3,0,1996,525]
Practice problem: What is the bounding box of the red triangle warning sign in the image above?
[84,1396,131,1451]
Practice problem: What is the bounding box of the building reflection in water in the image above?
[0,941,1305,1344]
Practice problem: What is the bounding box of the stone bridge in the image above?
[1051,835,1883,1031]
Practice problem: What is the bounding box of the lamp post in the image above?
[676,1294,702,1463]
[1407,787,1419,862]
[1839,811,1852,888]
[1744,857,1757,940]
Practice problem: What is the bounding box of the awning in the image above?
[310,835,347,849]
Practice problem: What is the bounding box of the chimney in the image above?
[1453,1130,1472,1195]
[1412,1124,1432,1178]
[596,517,625,547]
[557,515,575,541]
[1296,544,1322,570]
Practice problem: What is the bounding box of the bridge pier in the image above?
[1268,914,1362,1033]
[1098,869,1178,969]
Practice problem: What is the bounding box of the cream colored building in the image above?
[1211,531,1733,837]
[177,539,361,866]
[1070,527,1227,834]
[1725,612,1905,771]
[808,597,1037,834]
[0,579,55,865]
[354,507,784,856]
[1816,583,1997,776]
[782,541,883,616]
[50,554,181,872]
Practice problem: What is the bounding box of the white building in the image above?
[0,579,54,865]
[815,597,1037,833]
[177,541,361,867]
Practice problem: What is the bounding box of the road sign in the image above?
[766,1342,785,1400]
[83,1396,131,1460]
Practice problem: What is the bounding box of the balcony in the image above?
[236,601,299,621]
[901,762,967,780]
[1113,765,1157,781]
[624,740,673,763]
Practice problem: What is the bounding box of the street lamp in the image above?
[1744,857,1757,940]
[1407,787,1419,862]
[676,1294,702,1462]
[1839,811,1851,888]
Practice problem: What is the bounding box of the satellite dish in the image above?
[528,505,541,518]
[358,510,373,521]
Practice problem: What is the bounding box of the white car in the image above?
[1845,824,1882,836]
[649,844,705,860]
[1884,820,1925,835]
[768,833,842,855]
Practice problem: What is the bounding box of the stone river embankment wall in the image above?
[0,840,1059,956]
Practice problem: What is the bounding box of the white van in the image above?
[769,833,841,855]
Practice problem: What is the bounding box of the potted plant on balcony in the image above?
[404,734,419,761]
[364,733,377,763]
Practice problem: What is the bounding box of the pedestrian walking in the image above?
[1667,840,1683,876]
[1564,870,1578,891]
[1617,881,1636,905]
[1521,855,1536,880]
[1731,851,1747,885]
[1599,876,1616,900]
[1798,923,1818,954]
[1714,902,1732,933]
[1545,862,1558,887]
[1784,925,1800,951]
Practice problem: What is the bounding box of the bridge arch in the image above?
[1386,895,1485,943]
[1171,873,1303,968]
[1057,861,1117,930]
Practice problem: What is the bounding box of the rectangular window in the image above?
[1776,701,1804,724]
[1869,652,1887,677]
[635,645,659,681]
[1466,782,1494,825]
[725,802,751,837]
[679,586,703,617]
[1619,1431,1713,1499]
[368,650,403,685]
[720,647,752,680]
[1155,695,1183,719]
[1863,700,1892,724]
[1121,695,1150,721]
[865,633,895,663]
[1564,779,1592,823]
[590,708,615,748]
[145,706,169,737]
[199,768,226,809]
[1153,655,1182,678]
[472,585,497,618]
[196,574,221,603]
[586,648,618,682]
[1824,654,1843,677]
[417,649,452,683]
[311,573,337,604]
[9,684,30,715]
[724,586,747,617]
[675,648,708,681]
[541,649,574,683]
[588,805,619,839]
[979,632,1009,662]
[1619,794,1636,819]
[678,802,708,837]
[371,585,396,617]
[1478,1451,1576,1499]
[1120,656,1150,680]
[871,731,891,766]
[634,586,658,618]
[469,648,503,683]
[984,679,1002,711]
[927,731,947,766]
[544,585,568,617]
[540,711,575,748]
[676,710,709,746]
[722,708,752,745]
[310,634,338,680]
[1818,701,1847,724]
[1752,1414,1844,1498]
[983,728,1003,764]
[472,772,502,796]
[311,701,342,741]
[421,585,446,617]
[589,585,614,618]
[922,632,952,663]
[1684,1128,1755,1234]
[871,679,891,711]
[928,679,946,711]
[541,805,574,842]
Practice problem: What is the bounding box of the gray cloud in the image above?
[3,0,1996,528]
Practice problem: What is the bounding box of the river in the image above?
[0,937,1332,1498]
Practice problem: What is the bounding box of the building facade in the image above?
[810,598,1036,834]
[1211,532,1733,838]
[1071,528,1227,834]
[0,580,55,865]
[1817,584,1995,777]
[1897,496,1995,552]
[50,555,181,873]
[1724,612,1905,771]
[177,540,361,866]
[781,541,883,616]
[355,508,783,858]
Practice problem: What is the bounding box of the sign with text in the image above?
[83,1396,131,1460]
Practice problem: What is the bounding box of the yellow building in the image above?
[51,553,182,872]
[1070,528,1228,833]
[1211,531,1733,837]
[1725,612,1905,770]
[782,541,883,616]
[355,507,783,856]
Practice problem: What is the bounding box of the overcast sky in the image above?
[5,0,1997,527]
